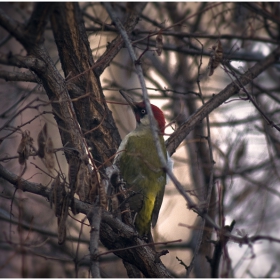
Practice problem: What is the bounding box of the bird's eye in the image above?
[141,109,146,114]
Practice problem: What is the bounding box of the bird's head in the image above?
[119,90,165,134]
[132,101,165,134]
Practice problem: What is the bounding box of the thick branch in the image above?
[0,8,25,46]
[0,53,45,71]
[0,5,103,173]
[94,3,147,76]
[100,218,172,278]
[88,206,102,278]
[50,3,121,170]
[24,3,53,48]
[0,69,38,83]
[0,4,53,51]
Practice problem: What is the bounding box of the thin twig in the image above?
[96,239,182,258]
[186,38,217,277]
[225,64,280,132]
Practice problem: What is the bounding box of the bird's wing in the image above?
[151,180,165,228]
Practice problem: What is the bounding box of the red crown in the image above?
[135,102,165,134]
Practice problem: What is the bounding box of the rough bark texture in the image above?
[50,3,121,172]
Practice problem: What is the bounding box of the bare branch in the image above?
[0,69,38,83]
[0,7,25,45]
[24,3,53,47]
[166,46,280,156]
[95,3,147,76]
[244,3,280,25]
[0,53,45,71]
[0,4,53,50]
[50,3,121,170]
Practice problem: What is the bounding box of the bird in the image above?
[113,97,167,240]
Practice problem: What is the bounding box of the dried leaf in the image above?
[50,175,69,245]
[156,33,163,56]
[51,176,68,245]
[57,196,69,245]
[51,176,65,217]
[44,137,55,170]
[57,220,66,245]
[17,131,34,165]
[234,140,247,167]
[208,40,223,76]
[68,152,81,196]
[37,123,48,158]
[37,123,55,170]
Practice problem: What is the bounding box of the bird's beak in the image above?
[119,90,137,109]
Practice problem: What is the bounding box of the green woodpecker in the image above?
[114,100,167,238]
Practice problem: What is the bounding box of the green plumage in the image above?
[115,127,167,237]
